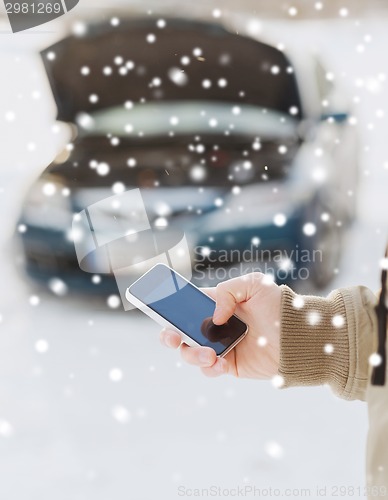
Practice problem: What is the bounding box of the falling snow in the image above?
[369,353,382,367]
[109,368,123,382]
[107,295,121,309]
[111,405,130,423]
[35,339,49,354]
[48,278,68,296]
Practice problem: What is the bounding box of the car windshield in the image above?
[79,101,299,139]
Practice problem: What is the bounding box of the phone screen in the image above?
[129,264,247,356]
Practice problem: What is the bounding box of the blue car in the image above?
[18,16,359,295]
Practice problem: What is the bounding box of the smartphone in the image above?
[126,263,248,357]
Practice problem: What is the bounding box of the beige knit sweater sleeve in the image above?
[278,285,378,401]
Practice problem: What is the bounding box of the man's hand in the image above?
[159,273,282,379]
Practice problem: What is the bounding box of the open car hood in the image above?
[41,17,303,123]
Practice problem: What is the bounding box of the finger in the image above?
[180,343,217,367]
[213,277,250,324]
[159,328,181,349]
[201,357,229,377]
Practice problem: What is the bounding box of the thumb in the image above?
[213,277,249,325]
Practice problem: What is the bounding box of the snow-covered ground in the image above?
[0,13,387,500]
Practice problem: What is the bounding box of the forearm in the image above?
[278,285,378,401]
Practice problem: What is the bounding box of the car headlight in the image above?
[22,176,73,231]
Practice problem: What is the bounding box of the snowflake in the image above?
[112,405,130,423]
[109,368,123,382]
[379,257,388,270]
[307,311,321,326]
[324,343,334,354]
[190,165,206,181]
[76,112,94,129]
[0,420,14,438]
[4,110,14,123]
[151,77,161,87]
[199,246,212,257]
[193,47,202,57]
[107,295,121,308]
[91,275,101,284]
[97,162,110,176]
[72,21,87,36]
[369,353,382,367]
[332,315,345,328]
[273,213,287,227]
[48,278,68,296]
[112,182,125,194]
[35,339,49,353]
[279,258,293,272]
[339,8,349,17]
[303,223,316,236]
[168,67,188,86]
[312,167,327,183]
[292,296,305,309]
[29,295,40,306]
[89,94,98,103]
[265,440,284,458]
[288,6,298,16]
[154,217,168,228]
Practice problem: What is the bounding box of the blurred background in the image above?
[0,1,388,499]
